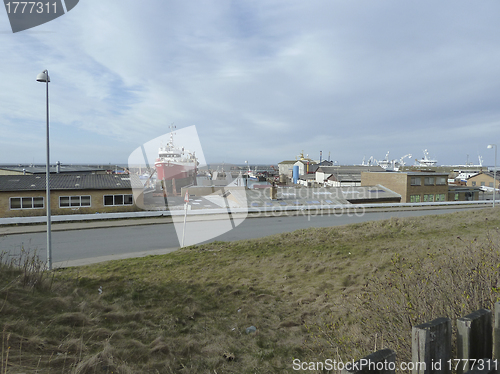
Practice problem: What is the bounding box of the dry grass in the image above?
[0,208,499,373]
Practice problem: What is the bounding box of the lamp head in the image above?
[488,144,495,149]
[36,70,50,83]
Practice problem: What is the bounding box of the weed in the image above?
[1,208,499,372]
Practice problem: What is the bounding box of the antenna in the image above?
[168,123,176,147]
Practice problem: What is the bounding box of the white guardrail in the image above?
[0,200,495,226]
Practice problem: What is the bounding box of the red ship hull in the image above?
[154,160,196,194]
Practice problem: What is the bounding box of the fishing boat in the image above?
[154,125,197,194]
[415,149,438,167]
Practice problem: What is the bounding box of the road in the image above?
[0,207,481,267]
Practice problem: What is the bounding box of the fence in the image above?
[341,301,500,374]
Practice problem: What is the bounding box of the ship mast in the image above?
[169,123,176,147]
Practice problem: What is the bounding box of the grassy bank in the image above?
[1,208,500,373]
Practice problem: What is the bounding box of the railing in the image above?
[342,302,500,374]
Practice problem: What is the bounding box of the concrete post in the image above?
[457,309,492,373]
[494,301,500,360]
[412,317,451,374]
[341,348,396,374]
[269,185,277,200]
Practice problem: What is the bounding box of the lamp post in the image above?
[36,70,52,270]
[487,144,497,208]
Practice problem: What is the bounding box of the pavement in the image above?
[53,246,179,268]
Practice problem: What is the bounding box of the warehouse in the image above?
[0,174,142,217]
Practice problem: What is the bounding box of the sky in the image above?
[1,1,500,167]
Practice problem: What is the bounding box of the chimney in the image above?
[56,161,61,173]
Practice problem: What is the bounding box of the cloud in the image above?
[1,0,500,165]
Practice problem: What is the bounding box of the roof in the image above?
[343,184,401,202]
[0,164,110,174]
[317,165,385,182]
[317,165,385,173]
[279,159,317,165]
[361,170,449,176]
[467,171,500,181]
[0,174,139,192]
[448,186,481,191]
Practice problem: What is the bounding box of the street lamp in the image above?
[487,144,497,208]
[36,70,52,270]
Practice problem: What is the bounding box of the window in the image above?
[472,181,476,186]
[435,194,446,202]
[490,182,494,187]
[424,177,435,186]
[59,195,91,208]
[436,177,447,185]
[104,195,114,206]
[481,182,485,187]
[103,194,134,206]
[410,195,421,203]
[114,195,124,205]
[423,194,434,202]
[10,197,44,210]
[410,177,421,186]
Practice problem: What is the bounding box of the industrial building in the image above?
[361,171,450,203]
[466,171,500,189]
[0,174,142,217]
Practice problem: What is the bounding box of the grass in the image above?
[0,208,499,373]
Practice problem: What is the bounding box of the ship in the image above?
[247,165,259,181]
[362,152,412,171]
[154,125,197,195]
[415,149,438,167]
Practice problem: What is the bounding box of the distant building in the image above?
[466,172,500,189]
[278,155,317,178]
[361,171,449,203]
[278,160,297,178]
[0,174,142,218]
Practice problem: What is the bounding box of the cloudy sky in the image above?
[1,1,500,167]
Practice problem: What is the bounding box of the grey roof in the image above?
[317,165,385,182]
[278,159,316,165]
[317,165,385,173]
[0,174,138,192]
[363,170,449,176]
[404,171,449,176]
[0,164,111,174]
[343,184,401,202]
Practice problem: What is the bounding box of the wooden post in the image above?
[457,309,492,373]
[412,317,451,374]
[341,349,396,374]
[494,301,500,360]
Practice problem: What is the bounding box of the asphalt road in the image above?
[0,207,481,267]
